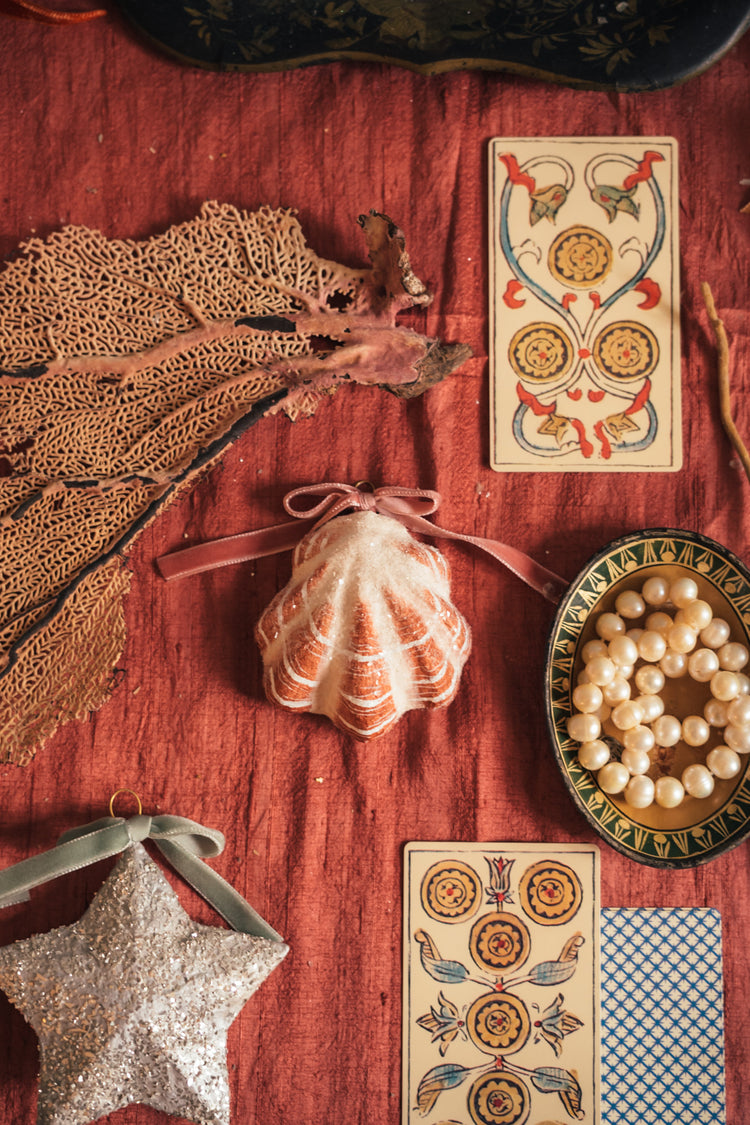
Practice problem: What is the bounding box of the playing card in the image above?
[402,842,600,1125]
[600,907,725,1125]
[489,137,680,472]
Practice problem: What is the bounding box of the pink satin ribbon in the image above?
[156,482,569,604]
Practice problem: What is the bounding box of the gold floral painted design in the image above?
[469,911,531,973]
[519,861,582,926]
[508,323,574,384]
[422,860,482,923]
[592,320,659,381]
[466,992,531,1055]
[468,1072,531,1125]
[548,226,613,288]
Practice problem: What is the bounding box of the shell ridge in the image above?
[256,511,471,739]
[400,537,451,587]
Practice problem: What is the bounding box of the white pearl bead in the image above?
[625,774,655,808]
[641,576,669,605]
[637,630,667,663]
[646,611,673,635]
[700,618,731,649]
[601,676,631,706]
[566,713,601,742]
[728,696,750,727]
[582,638,609,663]
[576,574,750,811]
[680,599,713,631]
[687,648,720,683]
[598,761,630,794]
[736,673,750,695]
[710,670,741,702]
[608,635,639,668]
[596,612,626,640]
[681,715,710,747]
[615,589,646,619]
[652,714,682,747]
[707,745,742,779]
[660,650,688,678]
[667,623,697,655]
[572,683,604,713]
[586,656,617,686]
[623,725,656,754]
[724,724,750,754]
[704,698,730,727]
[621,746,652,774]
[635,693,664,722]
[682,763,715,799]
[578,739,611,770]
[718,642,749,671]
[611,700,645,731]
[635,665,665,695]
[655,776,685,808]
[669,576,699,607]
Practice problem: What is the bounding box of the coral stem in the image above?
[701,281,750,485]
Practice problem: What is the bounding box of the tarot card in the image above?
[402,842,600,1125]
[600,907,725,1125]
[489,137,680,472]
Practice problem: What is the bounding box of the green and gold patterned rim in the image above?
[545,528,750,868]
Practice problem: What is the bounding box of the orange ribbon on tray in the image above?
[156,482,568,604]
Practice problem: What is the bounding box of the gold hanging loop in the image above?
[108,788,143,818]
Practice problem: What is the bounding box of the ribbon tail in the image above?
[394,514,568,603]
[0,819,133,911]
[155,837,284,943]
[156,517,317,581]
[468,535,568,603]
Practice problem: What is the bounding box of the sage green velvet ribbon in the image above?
[0,813,283,943]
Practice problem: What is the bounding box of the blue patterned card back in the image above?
[601,907,725,1125]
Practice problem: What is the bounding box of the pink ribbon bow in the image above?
[156,482,568,604]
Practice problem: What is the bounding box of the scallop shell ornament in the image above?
[254,510,472,739]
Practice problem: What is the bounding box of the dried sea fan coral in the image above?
[0,202,471,763]
[255,511,472,740]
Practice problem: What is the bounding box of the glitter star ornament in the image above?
[0,842,288,1125]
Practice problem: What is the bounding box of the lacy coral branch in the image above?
[0,202,471,762]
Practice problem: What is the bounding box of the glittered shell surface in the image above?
[255,511,471,740]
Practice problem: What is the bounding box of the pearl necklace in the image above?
[566,572,750,810]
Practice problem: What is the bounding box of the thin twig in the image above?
[701,280,750,485]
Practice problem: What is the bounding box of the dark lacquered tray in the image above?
[116,0,750,89]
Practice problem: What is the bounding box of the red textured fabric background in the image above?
[1,8,749,1124]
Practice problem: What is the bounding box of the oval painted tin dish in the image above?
[545,528,750,867]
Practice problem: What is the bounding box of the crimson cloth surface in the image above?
[0,11,749,1125]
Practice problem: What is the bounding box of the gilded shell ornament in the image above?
[254,511,471,740]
